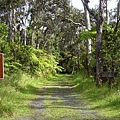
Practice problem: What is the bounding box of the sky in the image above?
[71,0,118,10]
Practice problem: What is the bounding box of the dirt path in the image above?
[17,79,104,120]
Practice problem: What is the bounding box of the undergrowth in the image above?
[0,71,48,120]
[73,72,120,119]
[0,71,120,120]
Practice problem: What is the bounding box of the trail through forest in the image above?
[17,75,105,120]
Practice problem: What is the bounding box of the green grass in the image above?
[0,71,48,120]
[43,98,85,120]
[35,74,92,120]
[0,72,120,119]
[73,72,120,119]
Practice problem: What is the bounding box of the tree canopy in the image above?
[0,0,120,87]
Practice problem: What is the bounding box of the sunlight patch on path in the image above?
[17,77,104,120]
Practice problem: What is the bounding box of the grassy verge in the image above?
[73,72,120,119]
[0,72,120,119]
[35,74,92,120]
[0,71,48,120]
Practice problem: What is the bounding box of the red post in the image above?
[0,53,4,79]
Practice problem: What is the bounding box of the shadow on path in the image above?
[17,79,105,120]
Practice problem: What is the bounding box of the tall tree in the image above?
[81,0,105,86]
[81,0,91,77]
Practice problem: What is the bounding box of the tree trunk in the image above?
[96,23,103,86]
[96,0,104,86]
[8,8,14,42]
[105,0,110,24]
[84,3,91,77]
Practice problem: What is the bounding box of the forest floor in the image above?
[16,74,106,120]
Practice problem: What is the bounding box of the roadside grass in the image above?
[39,74,89,120]
[0,72,120,120]
[36,73,120,119]
[0,71,48,120]
[43,96,86,120]
[73,72,120,119]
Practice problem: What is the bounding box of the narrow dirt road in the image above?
[17,75,104,120]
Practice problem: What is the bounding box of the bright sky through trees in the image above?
[71,0,117,10]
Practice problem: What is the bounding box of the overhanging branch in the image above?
[81,0,98,21]
[65,18,82,26]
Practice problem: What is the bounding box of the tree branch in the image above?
[81,0,98,21]
[65,18,82,26]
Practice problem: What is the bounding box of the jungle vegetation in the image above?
[0,0,120,119]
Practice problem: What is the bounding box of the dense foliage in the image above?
[0,0,120,118]
[0,0,120,85]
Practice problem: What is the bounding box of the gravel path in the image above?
[17,81,105,120]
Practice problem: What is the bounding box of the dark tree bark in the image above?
[82,0,91,77]
[94,0,105,86]
[81,0,105,86]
